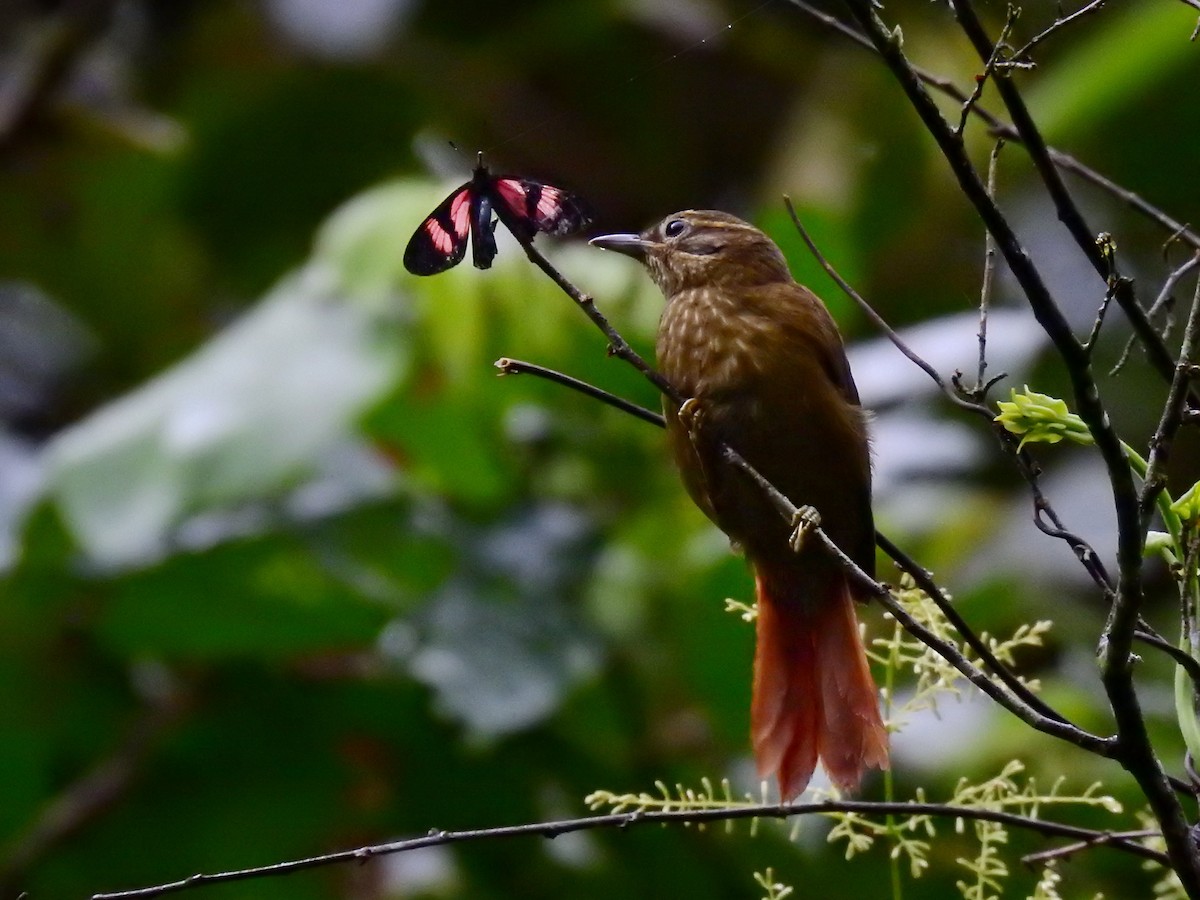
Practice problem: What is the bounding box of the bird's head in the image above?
[590,210,792,296]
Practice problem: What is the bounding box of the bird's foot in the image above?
[677,397,706,438]
[788,505,822,554]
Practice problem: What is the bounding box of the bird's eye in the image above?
[664,219,688,238]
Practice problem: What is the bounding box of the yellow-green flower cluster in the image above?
[994,387,1094,451]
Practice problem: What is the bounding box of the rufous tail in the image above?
[751,564,889,800]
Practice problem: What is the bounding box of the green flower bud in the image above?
[994,387,1094,451]
[1170,480,1200,525]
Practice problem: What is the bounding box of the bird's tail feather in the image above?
[751,564,889,800]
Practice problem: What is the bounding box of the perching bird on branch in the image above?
[591,210,888,799]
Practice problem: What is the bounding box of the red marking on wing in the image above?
[450,189,471,234]
[404,185,473,275]
[495,177,588,235]
[424,189,472,254]
[535,185,565,220]
[494,179,528,210]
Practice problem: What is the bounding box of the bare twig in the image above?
[495,357,665,427]
[783,198,988,416]
[1009,0,1109,63]
[1019,827,1159,867]
[1084,235,1122,355]
[975,140,1003,395]
[1135,629,1200,690]
[955,6,1020,137]
[515,241,678,401]
[1140,259,1200,520]
[1028,484,1115,598]
[1113,254,1200,378]
[874,530,1073,726]
[90,797,1162,899]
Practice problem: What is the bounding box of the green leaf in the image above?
[44,264,406,567]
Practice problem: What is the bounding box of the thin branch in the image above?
[1051,150,1200,255]
[1147,247,1198,326]
[90,797,1164,899]
[1020,827,1159,867]
[1114,254,1200,378]
[955,6,1020,137]
[1135,629,1200,690]
[494,357,665,427]
[974,140,1003,395]
[783,198,988,416]
[1140,259,1200,520]
[1009,0,1109,63]
[515,240,678,402]
[1083,235,1122,355]
[1027,485,1115,598]
[873,530,1072,726]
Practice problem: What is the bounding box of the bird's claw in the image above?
[677,397,705,437]
[789,505,822,554]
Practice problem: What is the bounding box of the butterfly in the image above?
[403,153,593,276]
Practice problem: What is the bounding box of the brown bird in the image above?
[591,210,888,799]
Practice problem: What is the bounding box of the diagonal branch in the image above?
[495,357,664,427]
[1009,0,1110,63]
[1139,257,1200,518]
[90,797,1163,899]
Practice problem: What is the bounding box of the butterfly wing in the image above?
[491,177,593,242]
[403,183,473,276]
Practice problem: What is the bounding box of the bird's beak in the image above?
[589,232,651,260]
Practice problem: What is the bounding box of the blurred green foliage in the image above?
[1,1,1199,898]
